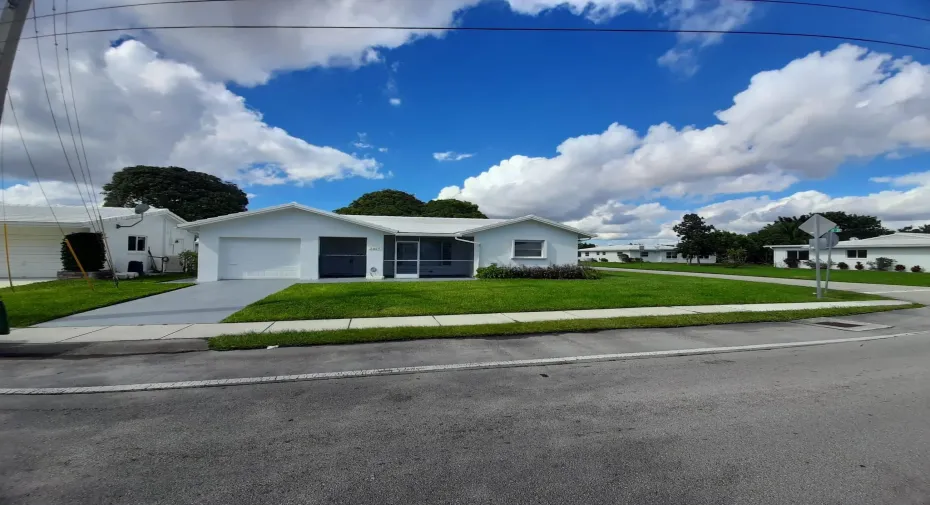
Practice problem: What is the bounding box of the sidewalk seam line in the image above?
[160,324,194,340]
[56,325,110,343]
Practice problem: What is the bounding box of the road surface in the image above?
[3,334,930,504]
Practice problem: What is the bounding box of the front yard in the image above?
[594,262,930,287]
[1,274,194,327]
[222,271,879,323]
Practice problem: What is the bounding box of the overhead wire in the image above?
[50,0,98,231]
[29,0,97,230]
[20,24,930,52]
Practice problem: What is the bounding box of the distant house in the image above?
[766,232,930,269]
[0,204,195,278]
[579,244,717,264]
[178,202,595,282]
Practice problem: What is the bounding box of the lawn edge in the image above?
[13,281,196,328]
[209,303,921,351]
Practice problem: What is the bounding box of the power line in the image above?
[19,24,930,52]
[50,0,98,232]
[29,0,96,229]
[5,0,927,25]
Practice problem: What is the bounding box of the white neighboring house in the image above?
[767,232,930,270]
[178,202,595,282]
[0,204,195,278]
[579,244,717,264]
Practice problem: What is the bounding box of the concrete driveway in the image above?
[35,280,295,327]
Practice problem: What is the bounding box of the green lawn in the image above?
[222,271,880,323]
[210,304,918,350]
[595,262,930,287]
[0,274,194,328]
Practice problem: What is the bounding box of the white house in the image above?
[579,244,717,264]
[0,204,195,278]
[767,232,930,270]
[177,202,595,282]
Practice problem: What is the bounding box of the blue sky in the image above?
[4,0,930,241]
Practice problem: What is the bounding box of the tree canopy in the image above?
[899,224,930,233]
[334,189,487,218]
[673,213,716,264]
[102,166,248,221]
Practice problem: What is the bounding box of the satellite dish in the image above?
[134,204,150,215]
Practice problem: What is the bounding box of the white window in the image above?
[640,251,649,258]
[846,249,867,259]
[513,240,545,258]
[128,236,147,252]
[665,252,676,259]
[584,251,590,256]
[787,250,810,261]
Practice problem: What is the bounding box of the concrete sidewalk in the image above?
[0,300,910,345]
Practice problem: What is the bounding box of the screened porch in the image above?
[383,236,475,278]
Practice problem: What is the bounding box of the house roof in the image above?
[583,244,677,252]
[178,202,596,238]
[0,204,184,226]
[766,232,930,249]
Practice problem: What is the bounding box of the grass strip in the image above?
[209,304,919,350]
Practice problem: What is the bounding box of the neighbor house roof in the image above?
[583,244,677,253]
[178,202,596,238]
[766,232,930,249]
[0,204,184,226]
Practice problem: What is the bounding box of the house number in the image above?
[368,247,382,251]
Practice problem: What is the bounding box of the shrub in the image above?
[619,253,630,263]
[837,261,849,270]
[598,257,609,263]
[783,258,800,268]
[895,264,906,272]
[725,247,747,268]
[804,260,834,269]
[873,257,896,271]
[476,263,600,280]
[60,232,106,272]
[179,250,198,275]
[855,261,864,270]
[912,265,923,273]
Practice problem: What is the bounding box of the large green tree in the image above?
[421,199,487,218]
[102,166,248,221]
[673,213,716,264]
[335,189,487,218]
[797,212,890,240]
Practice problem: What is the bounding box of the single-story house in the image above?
[0,204,195,278]
[767,232,930,269]
[177,202,595,282]
[579,244,717,264]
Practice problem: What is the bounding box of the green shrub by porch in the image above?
[60,232,106,272]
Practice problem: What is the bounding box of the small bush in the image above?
[837,261,849,270]
[855,262,864,270]
[725,247,747,268]
[804,260,834,270]
[873,257,896,271]
[476,263,600,280]
[179,250,198,275]
[912,265,923,273]
[895,264,906,271]
[60,232,106,272]
[619,253,631,263]
[598,257,609,263]
[784,258,800,268]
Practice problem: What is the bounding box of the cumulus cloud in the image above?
[440,45,930,226]
[2,38,381,196]
[0,181,99,207]
[434,151,475,162]
[389,97,402,107]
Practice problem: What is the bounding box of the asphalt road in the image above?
[3,335,930,504]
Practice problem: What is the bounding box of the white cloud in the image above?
[869,171,930,187]
[440,45,930,224]
[245,193,258,199]
[0,181,99,206]
[378,147,389,153]
[2,38,382,193]
[389,97,402,107]
[434,151,475,162]
[353,132,373,149]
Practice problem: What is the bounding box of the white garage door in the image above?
[219,238,300,280]
[0,226,85,278]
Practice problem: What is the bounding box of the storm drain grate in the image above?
[812,321,865,329]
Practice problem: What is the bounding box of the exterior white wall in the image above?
[103,213,196,274]
[0,225,88,278]
[773,247,930,270]
[194,209,386,282]
[475,221,579,269]
[579,249,716,264]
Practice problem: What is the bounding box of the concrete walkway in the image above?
[0,300,909,345]
[597,267,930,305]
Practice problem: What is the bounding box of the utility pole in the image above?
[0,0,33,120]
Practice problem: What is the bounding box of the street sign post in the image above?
[799,215,837,299]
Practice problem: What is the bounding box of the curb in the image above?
[3,330,928,395]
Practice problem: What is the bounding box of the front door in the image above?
[396,241,419,279]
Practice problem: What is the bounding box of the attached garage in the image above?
[319,237,367,278]
[219,237,300,280]
[0,226,85,278]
